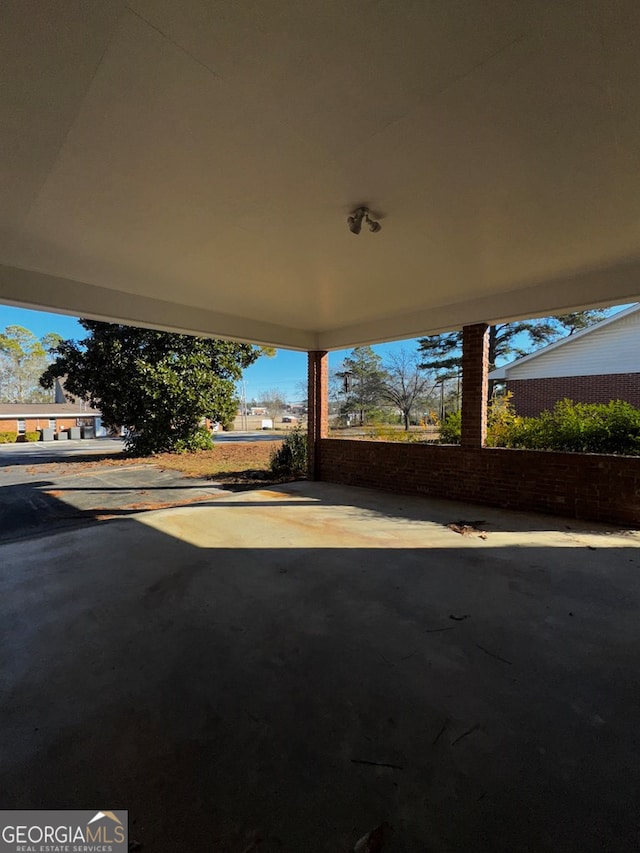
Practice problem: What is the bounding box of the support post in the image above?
[307,350,329,480]
[461,323,489,448]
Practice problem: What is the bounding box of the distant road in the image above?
[215,431,285,443]
[0,432,284,467]
[0,438,126,465]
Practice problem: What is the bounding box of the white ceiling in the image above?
[1,0,639,349]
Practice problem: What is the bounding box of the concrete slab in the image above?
[0,462,233,543]
[0,482,639,852]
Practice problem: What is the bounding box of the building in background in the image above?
[489,304,640,416]
[0,378,103,440]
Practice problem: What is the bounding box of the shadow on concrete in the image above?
[0,484,639,851]
[0,477,228,544]
[33,484,236,492]
[1,476,636,546]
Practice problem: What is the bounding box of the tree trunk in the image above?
[403,411,410,430]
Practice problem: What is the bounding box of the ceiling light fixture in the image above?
[347,206,382,235]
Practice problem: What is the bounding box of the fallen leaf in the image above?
[354,822,388,852]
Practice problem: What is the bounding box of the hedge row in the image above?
[0,431,42,443]
[440,398,640,456]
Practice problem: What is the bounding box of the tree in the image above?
[417,310,608,394]
[260,388,287,420]
[328,368,345,416]
[40,320,261,455]
[554,311,609,335]
[335,346,385,426]
[380,350,436,430]
[295,379,309,410]
[0,326,61,403]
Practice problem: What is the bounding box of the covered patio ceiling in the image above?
[1,0,639,350]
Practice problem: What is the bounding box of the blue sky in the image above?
[2,303,631,403]
[0,304,419,402]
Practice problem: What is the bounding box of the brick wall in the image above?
[0,417,96,437]
[507,373,640,416]
[319,439,640,526]
[307,351,329,479]
[461,324,489,447]
[0,417,81,434]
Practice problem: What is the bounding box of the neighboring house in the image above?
[0,402,103,438]
[489,304,640,416]
[0,378,103,439]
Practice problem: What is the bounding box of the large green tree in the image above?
[336,346,386,426]
[40,320,261,455]
[417,311,608,390]
[0,325,61,403]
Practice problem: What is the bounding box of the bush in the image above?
[25,431,40,442]
[439,410,461,444]
[364,425,427,443]
[172,426,214,454]
[270,425,307,478]
[0,432,17,444]
[500,399,640,455]
[438,397,640,455]
[485,394,523,447]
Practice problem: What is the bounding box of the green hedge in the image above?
[503,399,640,455]
[439,398,640,456]
[0,431,41,443]
[438,410,462,444]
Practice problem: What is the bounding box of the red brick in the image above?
[318,439,639,526]
[461,324,489,448]
[307,351,329,480]
[508,373,640,416]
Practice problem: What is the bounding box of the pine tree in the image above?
[335,346,385,426]
[417,311,608,394]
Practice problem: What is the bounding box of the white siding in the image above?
[508,310,640,379]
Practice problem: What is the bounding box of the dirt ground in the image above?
[152,439,284,483]
[16,439,284,485]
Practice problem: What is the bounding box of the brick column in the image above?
[461,323,489,448]
[307,351,329,479]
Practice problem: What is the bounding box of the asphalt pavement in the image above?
[0,433,283,543]
[0,438,127,465]
[0,460,233,543]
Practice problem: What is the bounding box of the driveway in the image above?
[0,482,638,852]
[0,434,284,542]
[0,437,126,465]
[0,454,230,543]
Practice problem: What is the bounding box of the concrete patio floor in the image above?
[1,482,639,852]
